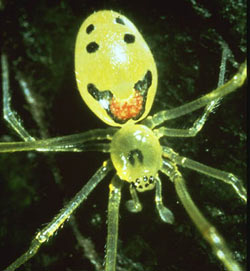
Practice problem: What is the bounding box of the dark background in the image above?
[0,0,246,271]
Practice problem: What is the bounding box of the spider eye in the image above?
[132,176,155,192]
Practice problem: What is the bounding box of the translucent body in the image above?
[110,123,162,191]
[75,10,157,126]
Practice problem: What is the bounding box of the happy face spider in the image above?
[0,10,247,271]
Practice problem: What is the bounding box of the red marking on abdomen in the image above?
[110,90,143,121]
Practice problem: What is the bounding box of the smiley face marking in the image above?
[75,10,157,126]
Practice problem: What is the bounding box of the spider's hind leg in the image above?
[1,54,35,141]
[186,41,232,135]
[143,46,246,130]
[152,42,239,139]
[167,41,232,137]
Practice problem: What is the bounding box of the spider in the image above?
[0,10,247,271]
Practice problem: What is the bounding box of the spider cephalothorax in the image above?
[110,122,162,192]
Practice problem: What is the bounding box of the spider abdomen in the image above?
[75,10,157,127]
[110,122,162,192]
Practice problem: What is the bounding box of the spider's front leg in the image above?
[105,175,174,271]
[105,175,122,271]
[162,146,247,203]
[3,160,113,271]
[161,159,244,271]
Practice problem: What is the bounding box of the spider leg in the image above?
[1,53,35,141]
[155,176,174,223]
[125,184,142,212]
[162,146,246,203]
[3,160,113,271]
[105,175,122,271]
[153,42,231,138]
[0,129,116,152]
[161,159,243,271]
[142,60,246,129]
[1,53,117,153]
[153,111,217,138]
